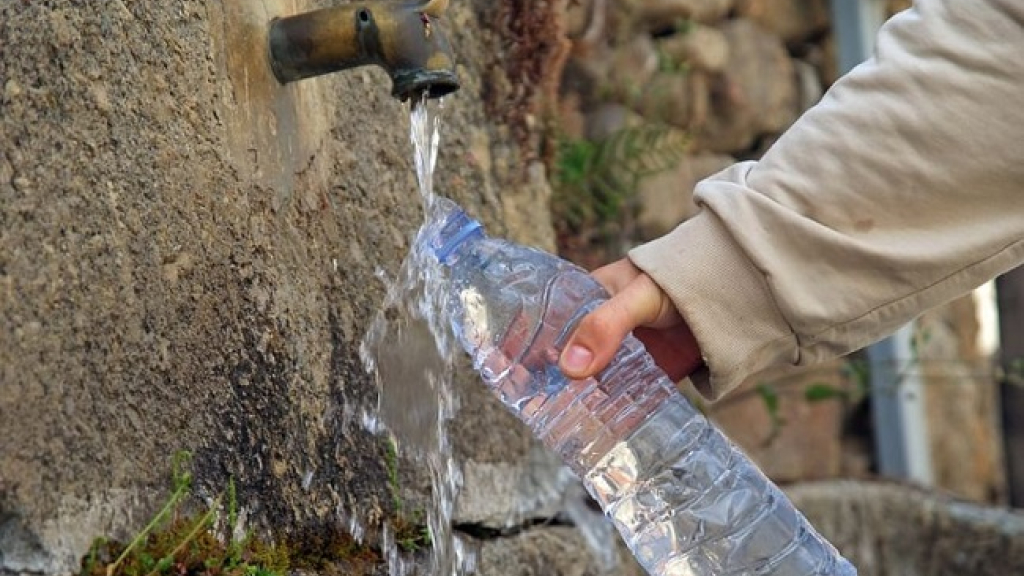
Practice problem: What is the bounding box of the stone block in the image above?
[735,0,831,44]
[628,0,736,29]
[788,481,1024,576]
[655,24,730,72]
[636,70,709,129]
[564,0,596,38]
[888,0,913,15]
[584,103,646,142]
[706,362,848,482]
[635,153,735,241]
[694,19,799,153]
[605,36,660,104]
[917,296,1007,504]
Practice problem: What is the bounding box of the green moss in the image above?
[392,511,432,553]
[284,531,382,576]
[384,437,403,513]
[78,452,386,576]
[79,447,438,576]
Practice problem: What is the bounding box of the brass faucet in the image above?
[268,0,460,101]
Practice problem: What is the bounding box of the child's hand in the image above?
[559,258,704,382]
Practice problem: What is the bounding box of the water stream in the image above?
[358,95,617,575]
[359,95,474,576]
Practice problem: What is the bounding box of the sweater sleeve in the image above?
[629,0,1024,399]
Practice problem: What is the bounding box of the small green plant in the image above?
[990,356,1024,388]
[841,358,872,396]
[678,19,695,35]
[81,451,231,576]
[382,437,432,553]
[754,384,784,446]
[656,47,690,75]
[803,382,849,403]
[384,437,403,512]
[80,453,288,576]
[392,511,432,553]
[79,449,441,576]
[551,122,688,235]
[732,356,871,446]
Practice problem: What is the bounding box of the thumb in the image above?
[559,275,667,379]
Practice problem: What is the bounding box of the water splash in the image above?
[359,93,474,576]
[360,94,615,575]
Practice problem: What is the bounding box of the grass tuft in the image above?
[78,452,384,576]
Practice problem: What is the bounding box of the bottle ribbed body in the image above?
[521,332,856,575]
[470,289,854,574]
[429,200,857,575]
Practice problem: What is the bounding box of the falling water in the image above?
[359,94,474,576]
[410,95,442,212]
[359,94,619,575]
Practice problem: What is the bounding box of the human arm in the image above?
[561,0,1024,399]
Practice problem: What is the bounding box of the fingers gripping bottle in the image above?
[423,197,856,576]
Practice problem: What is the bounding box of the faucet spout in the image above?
[268,0,460,101]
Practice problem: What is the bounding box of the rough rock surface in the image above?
[735,0,831,44]
[471,525,643,576]
[693,18,799,153]
[635,153,733,240]
[0,0,575,574]
[707,362,849,482]
[789,481,1024,576]
[628,0,735,28]
[918,296,1007,503]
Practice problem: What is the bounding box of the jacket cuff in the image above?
[628,211,798,399]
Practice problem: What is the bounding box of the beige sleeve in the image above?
[629,0,1024,399]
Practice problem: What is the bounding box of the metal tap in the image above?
[268,0,459,101]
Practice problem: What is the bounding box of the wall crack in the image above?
[454,514,576,540]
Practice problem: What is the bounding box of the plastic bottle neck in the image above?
[431,208,484,265]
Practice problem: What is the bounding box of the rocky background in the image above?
[550,0,1007,505]
[544,0,1020,572]
[1,1,1021,576]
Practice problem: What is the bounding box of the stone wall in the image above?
[0,1,583,574]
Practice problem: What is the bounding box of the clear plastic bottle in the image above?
[422,197,857,576]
